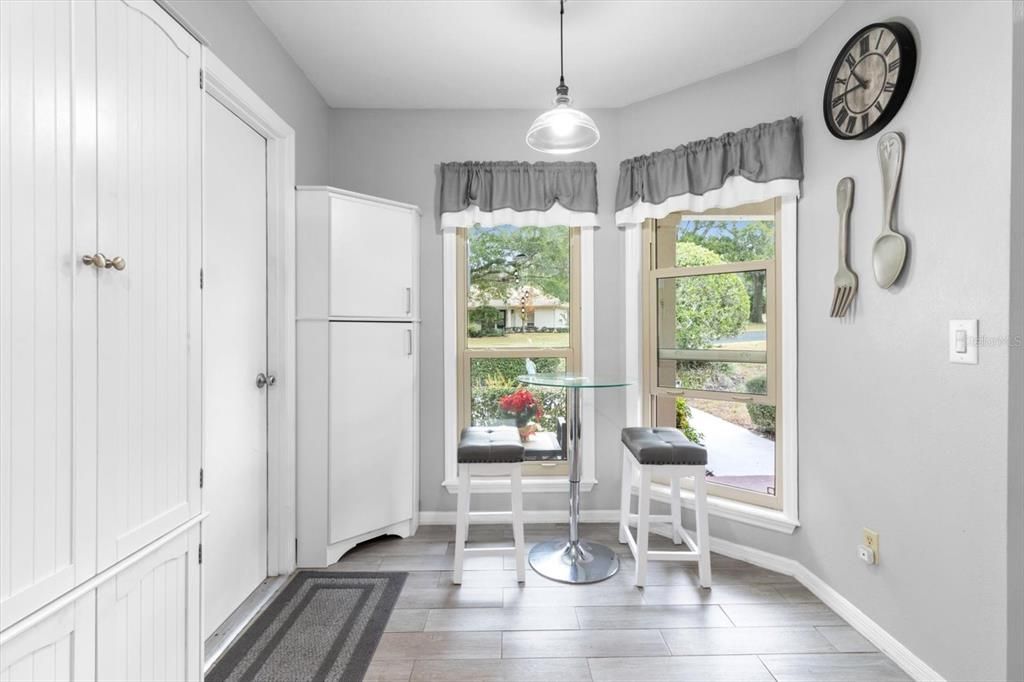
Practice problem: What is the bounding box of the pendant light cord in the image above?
[557,0,568,95]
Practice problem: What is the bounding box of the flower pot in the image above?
[518,423,538,442]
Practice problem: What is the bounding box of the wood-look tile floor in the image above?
[327,524,910,682]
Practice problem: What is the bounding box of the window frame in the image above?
[629,196,799,533]
[644,199,782,510]
[441,227,596,496]
[456,226,582,477]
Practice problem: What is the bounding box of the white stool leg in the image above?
[453,464,471,585]
[619,452,633,543]
[694,471,712,588]
[635,467,652,587]
[510,465,525,583]
[670,476,683,544]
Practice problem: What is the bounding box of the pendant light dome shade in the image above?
[526,93,600,154]
[526,0,599,155]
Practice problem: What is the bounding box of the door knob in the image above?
[256,372,277,389]
[82,253,107,269]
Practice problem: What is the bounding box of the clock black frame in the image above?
[823,21,917,140]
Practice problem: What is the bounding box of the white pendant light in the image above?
[526,0,599,155]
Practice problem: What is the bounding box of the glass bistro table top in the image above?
[517,373,632,389]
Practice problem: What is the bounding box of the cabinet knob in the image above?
[82,253,107,269]
[81,253,126,270]
[256,372,277,389]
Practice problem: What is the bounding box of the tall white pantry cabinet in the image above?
[296,187,421,567]
[1,1,203,680]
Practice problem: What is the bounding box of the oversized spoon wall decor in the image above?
[873,131,908,288]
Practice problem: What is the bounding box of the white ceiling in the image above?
[249,0,841,110]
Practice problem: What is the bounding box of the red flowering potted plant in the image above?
[499,388,544,442]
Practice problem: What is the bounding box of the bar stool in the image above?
[453,426,526,584]
[618,427,712,588]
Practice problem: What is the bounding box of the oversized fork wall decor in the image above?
[831,176,858,318]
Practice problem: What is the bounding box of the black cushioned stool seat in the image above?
[458,426,525,464]
[621,427,707,466]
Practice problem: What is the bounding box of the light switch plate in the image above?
[949,320,978,364]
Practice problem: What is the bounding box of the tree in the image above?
[468,305,502,335]
[679,220,772,323]
[674,242,750,349]
[468,226,570,305]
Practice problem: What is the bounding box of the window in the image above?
[456,225,580,475]
[644,199,782,509]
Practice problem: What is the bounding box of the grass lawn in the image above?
[468,332,570,349]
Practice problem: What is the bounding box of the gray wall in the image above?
[1008,3,1024,681]
[165,0,330,184]
[328,108,628,515]
[326,2,1015,678]
[786,3,1012,680]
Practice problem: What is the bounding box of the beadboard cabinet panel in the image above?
[1,5,203,680]
[0,0,98,630]
[0,593,95,682]
[95,528,201,682]
[93,0,202,570]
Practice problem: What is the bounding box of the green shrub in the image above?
[471,384,565,433]
[744,375,776,434]
[674,243,750,349]
[675,398,703,444]
[469,357,567,432]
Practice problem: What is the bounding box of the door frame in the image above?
[200,49,297,579]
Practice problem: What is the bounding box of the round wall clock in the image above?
[823,22,917,140]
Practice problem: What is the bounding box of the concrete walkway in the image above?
[689,407,774,477]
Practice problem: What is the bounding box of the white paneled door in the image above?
[202,95,270,638]
[0,0,97,630]
[93,0,203,571]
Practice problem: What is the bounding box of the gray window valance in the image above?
[440,161,599,228]
[615,117,803,224]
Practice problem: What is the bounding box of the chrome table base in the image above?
[526,385,620,584]
[528,539,620,584]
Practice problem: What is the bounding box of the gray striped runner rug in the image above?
[207,571,407,682]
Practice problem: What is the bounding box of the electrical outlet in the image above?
[862,528,879,564]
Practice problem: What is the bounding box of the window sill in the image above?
[646,481,800,534]
[443,477,597,495]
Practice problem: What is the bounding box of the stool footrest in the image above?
[648,549,699,562]
[468,510,512,520]
[463,545,517,556]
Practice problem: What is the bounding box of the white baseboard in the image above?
[419,509,620,525]
[419,509,944,682]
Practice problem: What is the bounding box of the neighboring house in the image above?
[469,285,569,330]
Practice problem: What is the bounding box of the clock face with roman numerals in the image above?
[824,22,917,140]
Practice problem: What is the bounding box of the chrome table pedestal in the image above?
[517,374,630,584]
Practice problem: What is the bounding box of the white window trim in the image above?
[442,227,596,495]
[623,196,799,534]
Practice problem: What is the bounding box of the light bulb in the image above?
[551,108,576,137]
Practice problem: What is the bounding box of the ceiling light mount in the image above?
[526,0,600,155]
